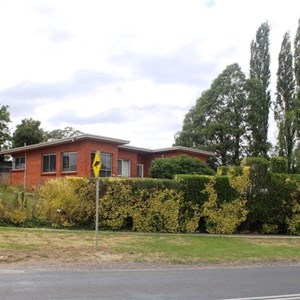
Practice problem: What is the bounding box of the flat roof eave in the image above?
[0,134,130,155]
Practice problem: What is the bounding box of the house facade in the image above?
[0,134,214,189]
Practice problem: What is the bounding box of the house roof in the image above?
[152,146,215,156]
[0,133,215,157]
[0,134,130,155]
[119,145,215,156]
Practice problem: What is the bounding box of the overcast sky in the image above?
[0,0,299,149]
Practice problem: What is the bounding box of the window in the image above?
[91,152,112,177]
[118,159,130,177]
[62,152,77,172]
[137,164,144,178]
[13,156,25,169]
[42,154,56,173]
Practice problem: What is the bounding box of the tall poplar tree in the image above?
[294,19,300,137]
[248,21,271,157]
[274,32,295,171]
[0,104,11,161]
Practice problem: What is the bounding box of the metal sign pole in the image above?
[95,177,100,250]
[93,151,101,251]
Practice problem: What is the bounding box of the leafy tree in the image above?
[149,155,215,179]
[0,104,11,150]
[274,32,295,171]
[175,63,247,166]
[248,21,271,156]
[12,118,45,147]
[45,126,84,141]
[294,19,300,137]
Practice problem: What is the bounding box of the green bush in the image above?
[4,163,300,235]
[0,186,43,226]
[270,157,288,173]
[175,174,238,205]
[149,155,215,179]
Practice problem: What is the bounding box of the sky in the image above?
[0,0,299,149]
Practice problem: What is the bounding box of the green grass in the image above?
[113,234,300,264]
[1,227,300,267]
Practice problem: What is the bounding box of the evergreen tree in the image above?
[12,118,45,147]
[245,78,270,156]
[45,126,84,141]
[294,18,300,137]
[248,21,271,156]
[274,32,295,171]
[0,104,11,150]
[175,63,247,166]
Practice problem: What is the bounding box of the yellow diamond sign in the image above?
[92,152,102,177]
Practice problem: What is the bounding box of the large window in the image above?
[62,152,77,172]
[13,156,25,169]
[91,152,112,177]
[42,154,56,173]
[118,159,130,177]
[137,164,144,178]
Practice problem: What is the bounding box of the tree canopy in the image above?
[45,126,84,141]
[274,31,296,171]
[248,21,271,157]
[175,63,247,166]
[12,118,45,147]
[0,104,11,150]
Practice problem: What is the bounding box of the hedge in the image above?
[1,163,300,235]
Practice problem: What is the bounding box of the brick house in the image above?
[0,133,214,189]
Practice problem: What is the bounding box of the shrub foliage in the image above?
[149,155,215,179]
[1,157,300,235]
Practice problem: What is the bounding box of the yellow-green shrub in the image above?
[99,179,183,232]
[202,177,248,234]
[287,203,300,235]
[286,179,300,235]
[131,189,181,233]
[99,179,134,230]
[38,177,94,227]
[0,188,36,225]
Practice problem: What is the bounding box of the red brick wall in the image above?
[9,140,211,189]
[10,140,121,189]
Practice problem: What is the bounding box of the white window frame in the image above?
[13,156,25,170]
[62,152,77,172]
[137,164,144,178]
[118,159,131,177]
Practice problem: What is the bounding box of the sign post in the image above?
[92,151,102,250]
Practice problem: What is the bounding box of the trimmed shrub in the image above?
[202,177,248,234]
[38,177,95,228]
[270,157,288,173]
[149,155,215,179]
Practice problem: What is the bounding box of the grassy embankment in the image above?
[0,227,300,268]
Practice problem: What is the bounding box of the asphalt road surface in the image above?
[0,265,300,300]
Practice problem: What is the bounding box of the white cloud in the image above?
[0,0,299,148]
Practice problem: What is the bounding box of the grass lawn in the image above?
[0,227,300,269]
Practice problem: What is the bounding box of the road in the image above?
[0,265,300,300]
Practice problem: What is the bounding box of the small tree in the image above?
[149,155,215,179]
